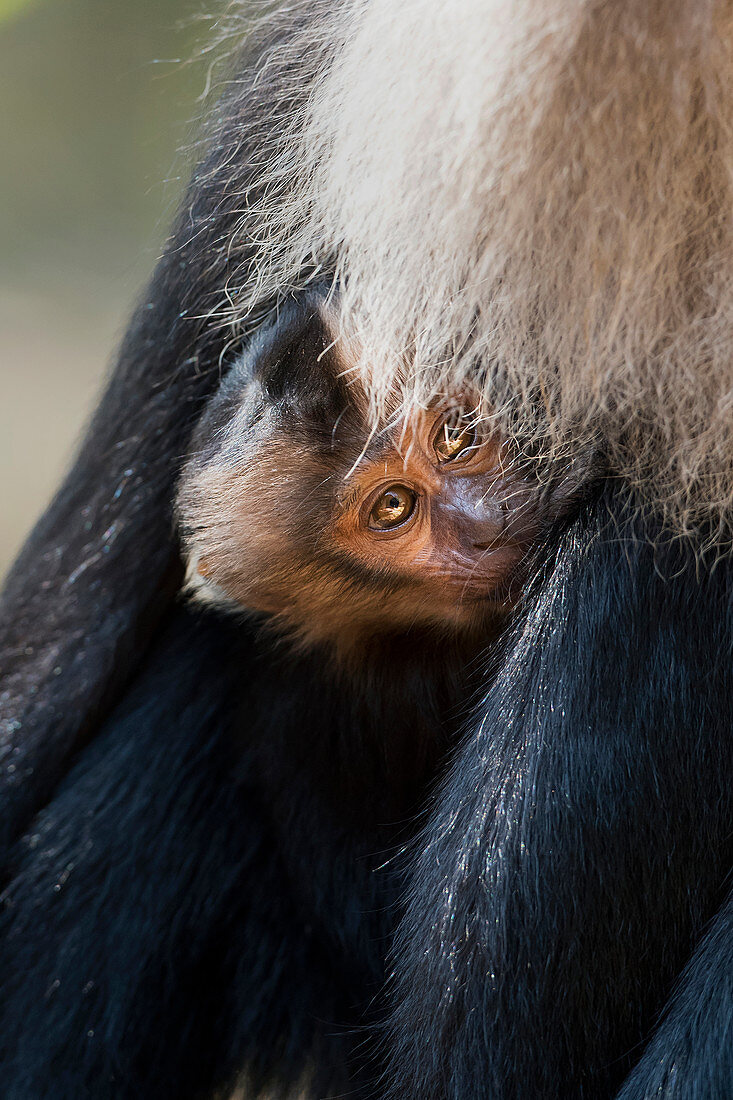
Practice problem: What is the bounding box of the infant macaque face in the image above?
[176,300,569,655]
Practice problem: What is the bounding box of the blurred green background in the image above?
[0,0,215,578]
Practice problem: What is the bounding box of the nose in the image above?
[439,480,505,545]
[459,479,510,530]
[472,514,508,550]
[443,476,538,548]
[473,535,503,551]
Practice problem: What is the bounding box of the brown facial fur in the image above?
[177,311,575,662]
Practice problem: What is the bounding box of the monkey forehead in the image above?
[337,398,480,480]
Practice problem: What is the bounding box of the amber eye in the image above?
[434,410,476,463]
[368,485,417,531]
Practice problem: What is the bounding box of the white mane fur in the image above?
[215,0,733,535]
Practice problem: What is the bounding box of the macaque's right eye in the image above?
[368,485,417,531]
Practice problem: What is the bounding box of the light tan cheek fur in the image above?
[176,452,312,614]
[213,0,733,539]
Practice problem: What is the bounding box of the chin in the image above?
[440,596,511,640]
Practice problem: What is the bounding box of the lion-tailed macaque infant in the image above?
[176,297,578,667]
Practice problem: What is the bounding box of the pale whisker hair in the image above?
[202,0,733,540]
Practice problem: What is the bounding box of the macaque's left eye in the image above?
[368,485,417,531]
[434,410,476,463]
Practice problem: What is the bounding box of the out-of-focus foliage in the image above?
[0,0,41,24]
[0,0,221,576]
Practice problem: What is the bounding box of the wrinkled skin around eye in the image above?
[325,401,549,639]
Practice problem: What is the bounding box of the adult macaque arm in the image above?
[615,888,733,1100]
[0,21,315,855]
[384,490,733,1099]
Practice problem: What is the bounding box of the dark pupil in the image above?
[369,485,416,530]
[437,412,474,460]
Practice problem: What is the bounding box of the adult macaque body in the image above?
[3,1,733,1097]
[173,299,580,995]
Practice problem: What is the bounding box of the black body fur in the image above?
[384,501,733,1099]
[0,610,458,1098]
[1,7,733,1100]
